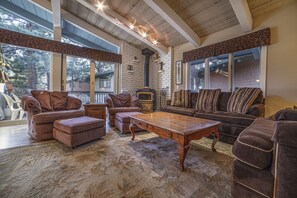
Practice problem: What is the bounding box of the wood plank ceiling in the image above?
[59,0,283,51]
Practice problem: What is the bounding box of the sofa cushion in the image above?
[194,110,255,127]
[33,109,84,124]
[161,106,197,116]
[227,88,262,114]
[31,90,52,111]
[190,92,198,109]
[109,93,131,107]
[195,89,221,111]
[54,116,104,134]
[275,109,297,121]
[182,90,191,108]
[50,91,68,110]
[232,118,275,169]
[66,95,82,110]
[116,112,143,123]
[108,107,140,115]
[218,92,232,111]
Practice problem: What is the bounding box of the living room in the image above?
[0,0,296,197]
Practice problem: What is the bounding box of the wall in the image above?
[119,41,145,94]
[119,40,173,109]
[149,47,173,109]
[173,1,297,117]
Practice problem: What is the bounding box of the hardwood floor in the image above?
[0,125,37,149]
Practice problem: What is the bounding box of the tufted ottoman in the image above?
[53,116,105,148]
[115,112,143,133]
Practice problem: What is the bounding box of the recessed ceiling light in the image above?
[96,1,105,11]
[141,32,147,38]
[129,24,134,30]
[152,39,157,45]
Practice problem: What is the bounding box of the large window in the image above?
[190,59,205,92]
[209,54,229,92]
[233,48,260,89]
[188,47,263,92]
[66,56,90,103]
[0,8,53,40]
[94,61,115,103]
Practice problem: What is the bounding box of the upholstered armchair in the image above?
[105,93,140,126]
[21,90,84,140]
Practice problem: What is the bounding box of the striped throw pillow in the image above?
[195,89,221,111]
[227,88,262,114]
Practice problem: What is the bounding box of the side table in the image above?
[83,103,108,125]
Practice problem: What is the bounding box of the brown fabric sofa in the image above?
[232,109,297,198]
[105,92,141,126]
[21,90,84,140]
[161,90,264,144]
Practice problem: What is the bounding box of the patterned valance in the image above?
[0,28,122,63]
[183,28,270,63]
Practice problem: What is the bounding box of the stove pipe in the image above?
[142,48,154,87]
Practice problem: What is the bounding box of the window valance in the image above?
[183,28,270,63]
[0,28,122,63]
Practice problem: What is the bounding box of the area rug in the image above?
[0,129,233,198]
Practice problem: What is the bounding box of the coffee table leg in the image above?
[177,144,190,171]
[211,130,220,152]
[129,124,136,140]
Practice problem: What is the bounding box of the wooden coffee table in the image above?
[129,112,221,171]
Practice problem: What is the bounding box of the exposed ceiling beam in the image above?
[76,0,168,55]
[51,0,61,28]
[29,0,120,48]
[144,0,201,47]
[229,0,253,32]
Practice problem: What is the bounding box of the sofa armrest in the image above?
[66,95,82,110]
[105,95,114,108]
[272,121,297,148]
[275,109,297,121]
[246,103,265,117]
[272,121,297,198]
[166,100,171,106]
[21,95,42,114]
[130,95,140,107]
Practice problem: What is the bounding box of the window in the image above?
[233,47,260,89]
[209,54,229,92]
[0,8,53,40]
[190,59,205,92]
[188,47,263,92]
[66,56,90,103]
[94,61,115,103]
[99,79,111,88]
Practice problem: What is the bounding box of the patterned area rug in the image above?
[0,128,233,198]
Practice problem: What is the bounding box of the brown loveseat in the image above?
[161,89,264,144]
[21,90,84,140]
[105,92,141,126]
[232,109,297,198]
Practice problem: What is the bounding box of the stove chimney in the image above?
[142,48,154,87]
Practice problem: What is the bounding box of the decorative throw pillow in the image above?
[174,90,182,107]
[227,88,262,114]
[31,90,53,111]
[195,89,221,111]
[170,92,175,106]
[50,91,68,110]
[109,93,131,107]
